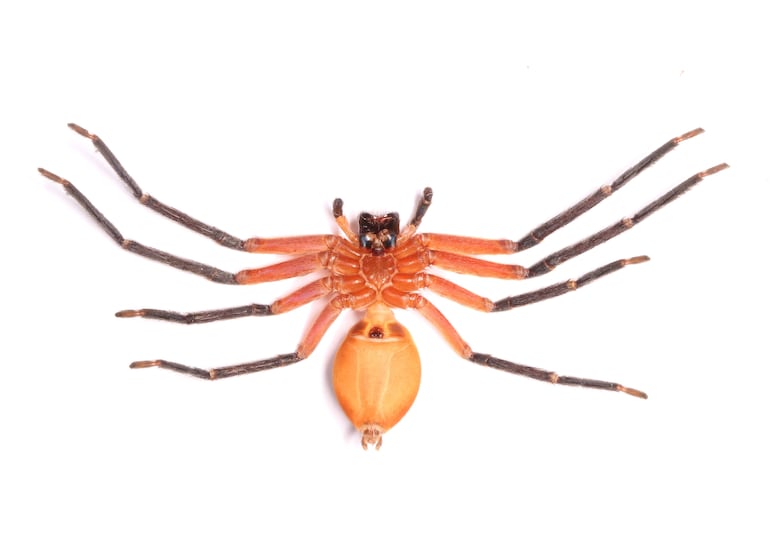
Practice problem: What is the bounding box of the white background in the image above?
[2,2,768,538]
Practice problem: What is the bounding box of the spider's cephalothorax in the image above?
[358,212,400,255]
[41,123,728,450]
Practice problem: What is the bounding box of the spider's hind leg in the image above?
[130,297,345,379]
[413,294,648,399]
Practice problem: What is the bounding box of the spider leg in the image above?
[390,255,647,312]
[130,297,345,379]
[415,233,516,255]
[526,163,728,277]
[117,304,272,324]
[66,123,342,255]
[492,256,649,311]
[394,242,527,278]
[40,168,346,284]
[517,127,706,251]
[390,273,494,312]
[130,353,304,380]
[235,254,326,284]
[467,353,647,398]
[409,295,647,398]
[116,276,334,323]
[430,250,528,279]
[67,123,247,250]
[410,130,726,258]
[398,163,727,280]
[40,168,240,283]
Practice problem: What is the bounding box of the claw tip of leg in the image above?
[625,255,650,265]
[702,163,730,176]
[116,309,142,318]
[676,127,705,142]
[67,123,95,139]
[38,167,67,185]
[130,360,160,369]
[621,386,648,399]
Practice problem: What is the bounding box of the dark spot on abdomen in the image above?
[368,327,384,339]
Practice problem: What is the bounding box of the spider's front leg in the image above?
[404,159,727,285]
[514,127,716,252]
[42,123,358,283]
[66,123,340,255]
[412,129,727,277]
[39,167,345,284]
[66,123,248,250]
[39,168,240,283]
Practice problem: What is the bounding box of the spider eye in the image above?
[360,232,376,249]
[381,232,396,249]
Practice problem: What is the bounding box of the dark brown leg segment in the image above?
[130,353,303,380]
[525,163,728,278]
[517,128,709,251]
[467,352,647,398]
[68,123,246,250]
[116,303,273,324]
[116,278,332,323]
[39,168,239,284]
[493,256,648,312]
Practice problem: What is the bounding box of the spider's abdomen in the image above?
[332,303,421,450]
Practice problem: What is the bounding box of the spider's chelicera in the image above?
[358,212,400,254]
[40,123,728,449]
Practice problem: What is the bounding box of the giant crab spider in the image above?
[40,124,728,449]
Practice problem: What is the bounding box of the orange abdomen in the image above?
[333,303,421,450]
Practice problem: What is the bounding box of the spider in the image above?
[40,124,727,450]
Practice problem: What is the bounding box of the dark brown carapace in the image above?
[40,123,728,449]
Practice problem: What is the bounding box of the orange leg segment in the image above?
[424,275,494,312]
[270,279,332,314]
[244,235,339,254]
[414,298,473,358]
[394,248,527,278]
[418,233,517,255]
[431,251,528,279]
[390,273,493,312]
[295,299,344,358]
[235,252,327,284]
